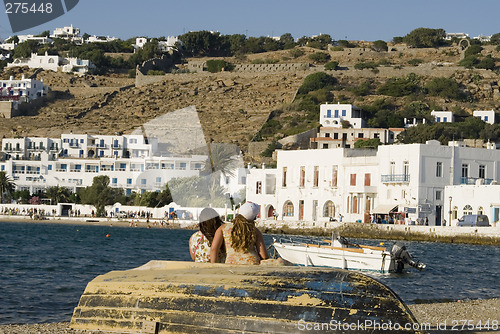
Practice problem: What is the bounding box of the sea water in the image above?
[1,221,499,325]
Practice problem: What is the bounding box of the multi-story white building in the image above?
[52,25,80,40]
[319,103,366,128]
[1,134,207,195]
[246,140,500,226]
[7,52,95,74]
[311,127,402,149]
[0,75,47,107]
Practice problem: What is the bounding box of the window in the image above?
[112,178,117,184]
[350,173,356,186]
[403,161,409,176]
[479,165,485,179]
[334,110,339,118]
[323,200,335,218]
[342,110,346,116]
[443,117,447,122]
[437,117,441,122]
[390,161,395,175]
[141,179,146,185]
[283,201,294,216]
[461,164,468,178]
[179,162,186,170]
[478,206,484,215]
[326,109,331,118]
[325,133,330,137]
[256,181,262,194]
[463,205,473,215]
[299,166,305,187]
[313,166,319,187]
[322,144,328,149]
[127,178,132,185]
[352,196,358,214]
[364,173,371,186]
[485,116,489,122]
[282,167,287,187]
[156,177,161,183]
[358,133,364,138]
[48,165,52,170]
[436,162,442,177]
[436,190,442,201]
[333,133,338,139]
[374,133,379,139]
[332,166,338,187]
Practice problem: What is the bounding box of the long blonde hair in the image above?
[231,214,256,251]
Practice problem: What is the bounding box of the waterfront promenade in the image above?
[2,213,500,245]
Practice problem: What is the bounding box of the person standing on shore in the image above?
[210,202,268,265]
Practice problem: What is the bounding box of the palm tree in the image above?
[45,186,70,205]
[0,171,15,204]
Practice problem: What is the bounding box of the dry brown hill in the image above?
[1,44,500,157]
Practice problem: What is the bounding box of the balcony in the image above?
[460,177,493,185]
[381,174,410,183]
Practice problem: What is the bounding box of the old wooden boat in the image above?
[70,260,422,333]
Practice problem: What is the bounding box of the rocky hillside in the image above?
[1,44,500,158]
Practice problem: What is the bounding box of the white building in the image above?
[17,35,52,44]
[246,140,500,226]
[52,25,80,39]
[431,110,454,123]
[7,52,95,74]
[320,103,366,128]
[473,110,495,125]
[0,134,208,196]
[445,33,469,40]
[86,35,117,43]
[134,37,148,49]
[0,75,48,109]
[311,127,402,149]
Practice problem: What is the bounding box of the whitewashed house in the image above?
[473,110,495,125]
[320,103,366,128]
[431,110,454,123]
[7,52,95,74]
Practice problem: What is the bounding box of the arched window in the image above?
[452,206,458,220]
[283,201,294,217]
[463,205,473,216]
[478,206,484,215]
[48,58,55,63]
[323,200,335,218]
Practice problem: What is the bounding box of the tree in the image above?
[403,28,446,48]
[0,171,15,204]
[309,52,330,63]
[280,33,296,49]
[178,30,230,57]
[12,40,40,58]
[45,186,70,204]
[377,73,422,97]
[372,40,388,52]
[80,176,121,217]
[425,77,466,100]
[297,72,337,95]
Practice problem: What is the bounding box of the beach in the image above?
[0,299,499,333]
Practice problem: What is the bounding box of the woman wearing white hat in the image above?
[210,202,269,265]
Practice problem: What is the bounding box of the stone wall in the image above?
[233,63,310,72]
[278,128,318,150]
[0,101,17,119]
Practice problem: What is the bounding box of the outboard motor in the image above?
[390,243,426,273]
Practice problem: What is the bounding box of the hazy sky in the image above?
[1,0,499,41]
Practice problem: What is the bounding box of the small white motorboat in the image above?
[272,234,426,273]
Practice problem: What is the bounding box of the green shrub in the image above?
[330,46,344,51]
[476,55,496,70]
[464,45,483,58]
[408,58,424,66]
[147,70,165,75]
[425,77,466,100]
[349,80,373,96]
[324,61,339,70]
[261,140,280,157]
[206,59,234,72]
[459,55,480,68]
[309,52,331,63]
[377,73,421,97]
[297,72,337,95]
[288,48,305,58]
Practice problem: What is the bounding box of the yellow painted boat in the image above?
[70,260,422,333]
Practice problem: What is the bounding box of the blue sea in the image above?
[1,221,499,325]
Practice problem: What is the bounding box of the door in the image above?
[435,205,442,226]
[299,200,304,221]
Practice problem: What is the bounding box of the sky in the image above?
[1,0,499,42]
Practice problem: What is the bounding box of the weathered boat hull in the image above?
[70,260,421,333]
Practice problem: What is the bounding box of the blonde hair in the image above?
[231,214,256,251]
